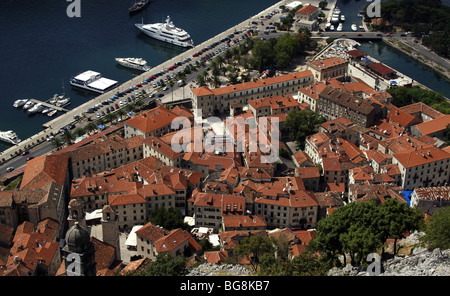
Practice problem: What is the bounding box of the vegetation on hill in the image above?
[420,206,450,251]
[309,199,424,266]
[387,85,450,115]
[379,0,450,57]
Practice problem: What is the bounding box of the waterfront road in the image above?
[0,0,288,174]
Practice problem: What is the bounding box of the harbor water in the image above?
[0,0,448,152]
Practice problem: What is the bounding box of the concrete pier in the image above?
[28,98,70,113]
[0,0,289,164]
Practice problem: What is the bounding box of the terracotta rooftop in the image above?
[394,146,450,168]
[296,4,318,15]
[414,114,450,136]
[191,71,313,97]
[20,154,68,190]
[124,105,180,134]
[309,57,348,70]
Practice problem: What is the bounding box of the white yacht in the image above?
[337,23,343,32]
[330,25,335,31]
[331,14,340,23]
[340,15,345,22]
[115,57,151,71]
[351,24,358,31]
[70,70,118,94]
[0,130,21,145]
[135,16,194,48]
[23,101,35,110]
[13,99,28,108]
[28,103,44,114]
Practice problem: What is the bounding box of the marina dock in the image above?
[28,98,70,113]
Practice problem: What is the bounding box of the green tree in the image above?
[148,207,187,230]
[85,122,97,133]
[311,200,383,266]
[420,206,450,251]
[319,1,328,10]
[62,129,74,145]
[235,235,275,272]
[377,199,424,255]
[135,253,188,276]
[284,110,326,149]
[74,127,85,138]
[289,251,332,276]
[51,137,63,150]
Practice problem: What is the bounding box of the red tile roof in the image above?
[394,146,450,168]
[20,154,68,190]
[191,71,313,97]
[414,114,450,136]
[124,105,179,134]
[296,4,318,15]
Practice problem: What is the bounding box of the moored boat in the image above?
[129,0,150,14]
[13,99,28,108]
[351,24,358,31]
[115,57,151,71]
[0,130,21,145]
[135,16,194,48]
[23,101,35,110]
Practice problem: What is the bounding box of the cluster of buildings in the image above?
[0,40,449,276]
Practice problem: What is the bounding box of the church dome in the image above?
[65,222,90,253]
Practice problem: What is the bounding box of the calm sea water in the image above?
[0,0,448,151]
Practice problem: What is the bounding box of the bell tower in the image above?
[68,199,86,229]
[101,205,121,261]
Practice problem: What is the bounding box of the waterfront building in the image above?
[307,58,348,81]
[189,71,314,117]
[124,105,186,139]
[295,4,320,31]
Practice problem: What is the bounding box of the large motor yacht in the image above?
[135,16,194,48]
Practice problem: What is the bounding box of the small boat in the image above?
[13,99,28,108]
[330,25,335,31]
[0,130,21,145]
[351,24,358,31]
[28,103,44,114]
[340,15,345,22]
[23,101,35,110]
[115,57,151,71]
[42,107,52,114]
[129,0,150,14]
[337,23,343,32]
[47,109,57,117]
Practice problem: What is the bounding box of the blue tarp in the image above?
[97,125,105,130]
[402,191,413,207]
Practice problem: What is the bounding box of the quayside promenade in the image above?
[0,0,287,165]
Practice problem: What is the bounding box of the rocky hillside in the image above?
[328,247,450,276]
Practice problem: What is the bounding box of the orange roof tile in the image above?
[124,105,180,134]
[296,4,318,15]
[394,146,450,168]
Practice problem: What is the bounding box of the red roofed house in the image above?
[124,105,183,139]
[295,4,320,30]
[189,71,314,117]
[193,192,246,233]
[411,114,450,138]
[1,219,61,276]
[135,222,201,260]
[255,188,319,230]
[222,215,267,231]
[307,57,349,81]
[393,146,450,190]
